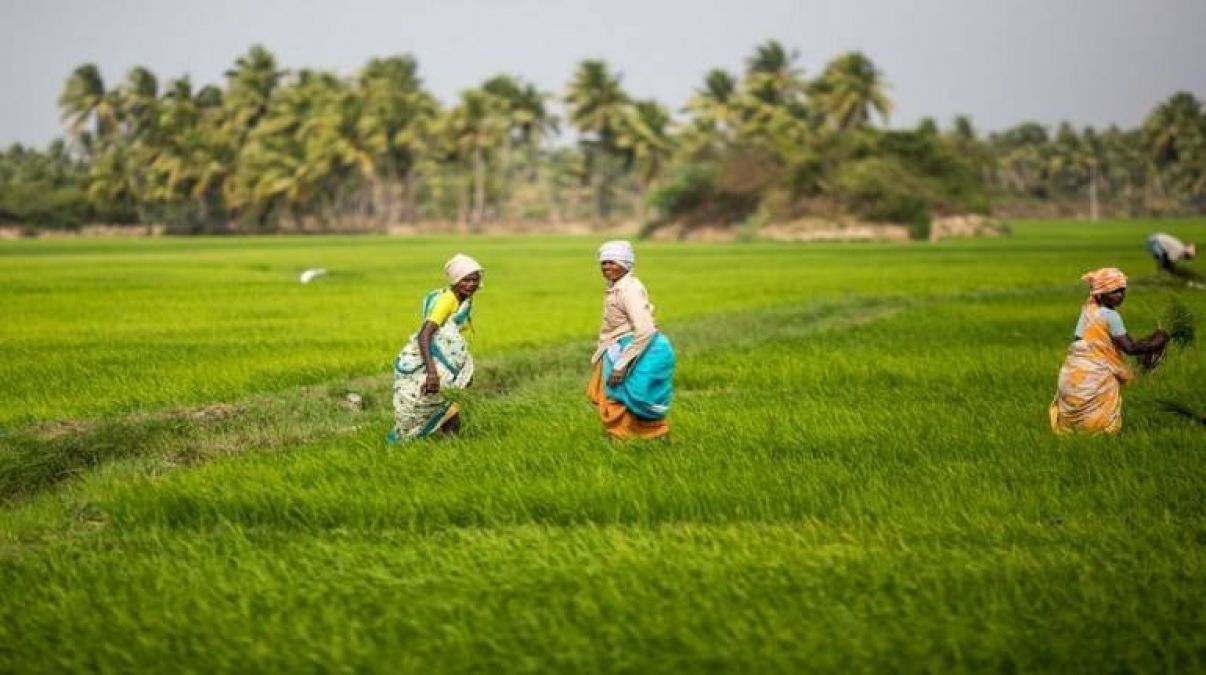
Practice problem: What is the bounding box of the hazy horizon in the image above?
[2,0,1205,148]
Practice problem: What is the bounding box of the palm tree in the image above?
[507,81,558,149]
[952,115,976,144]
[113,67,164,224]
[991,122,1051,196]
[121,66,160,139]
[566,60,629,142]
[735,42,813,148]
[442,88,507,228]
[357,55,438,223]
[1144,92,1203,164]
[1047,121,1087,197]
[59,64,118,152]
[481,75,558,220]
[195,85,224,109]
[223,45,285,142]
[743,40,804,108]
[147,76,229,229]
[86,144,139,221]
[565,60,630,225]
[1143,91,1206,199]
[618,99,674,226]
[684,69,739,150]
[812,52,891,131]
[1100,125,1146,214]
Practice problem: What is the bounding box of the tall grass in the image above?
[1,219,1199,426]
[1,219,1204,672]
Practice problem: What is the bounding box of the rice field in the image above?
[1,219,1205,673]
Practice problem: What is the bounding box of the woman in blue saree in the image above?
[586,240,675,439]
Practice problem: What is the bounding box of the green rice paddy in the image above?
[2,220,1204,672]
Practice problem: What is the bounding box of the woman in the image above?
[586,240,675,439]
[1146,232,1198,277]
[1049,267,1167,435]
[389,254,483,442]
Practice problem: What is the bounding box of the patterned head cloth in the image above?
[598,240,635,270]
[1081,267,1128,296]
[445,253,483,285]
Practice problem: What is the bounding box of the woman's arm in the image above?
[609,284,656,385]
[417,320,441,394]
[1112,329,1168,356]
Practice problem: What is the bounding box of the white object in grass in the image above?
[299,268,327,284]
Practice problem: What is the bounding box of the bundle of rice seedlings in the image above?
[1164,297,1196,347]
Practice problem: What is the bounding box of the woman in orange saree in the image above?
[1049,268,1167,434]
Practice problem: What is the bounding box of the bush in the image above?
[833,157,933,226]
[646,163,716,220]
[0,182,90,229]
[876,130,992,215]
[908,212,932,241]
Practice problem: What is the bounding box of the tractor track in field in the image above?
[0,285,1065,505]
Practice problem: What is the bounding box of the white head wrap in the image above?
[598,240,635,270]
[444,253,483,285]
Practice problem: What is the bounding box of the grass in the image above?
[1,219,1205,672]
[1165,296,1197,346]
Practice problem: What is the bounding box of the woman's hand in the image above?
[1139,329,1170,371]
[607,367,627,387]
[422,370,441,395]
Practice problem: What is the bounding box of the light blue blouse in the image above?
[1074,306,1126,340]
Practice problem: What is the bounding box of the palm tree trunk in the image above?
[591,159,606,229]
[371,177,387,226]
[634,180,648,230]
[402,171,418,224]
[500,137,515,224]
[458,170,471,228]
[472,148,486,231]
[545,163,561,225]
[1088,160,1099,222]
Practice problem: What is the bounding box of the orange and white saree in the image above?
[1049,302,1134,434]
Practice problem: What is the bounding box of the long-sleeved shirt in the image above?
[592,272,657,371]
[1150,233,1191,262]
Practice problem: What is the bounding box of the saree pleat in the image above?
[586,362,670,440]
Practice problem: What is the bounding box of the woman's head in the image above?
[453,271,482,298]
[1082,267,1127,307]
[1097,286,1126,308]
[445,254,483,298]
[598,240,634,282]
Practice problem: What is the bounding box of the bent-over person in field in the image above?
[1049,267,1168,435]
[586,240,675,440]
[388,254,482,442]
[1147,232,1198,277]
[1148,231,1196,284]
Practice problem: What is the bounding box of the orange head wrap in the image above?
[1081,267,1127,296]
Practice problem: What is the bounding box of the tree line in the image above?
[1,42,1203,234]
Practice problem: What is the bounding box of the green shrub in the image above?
[0,181,89,229]
[833,157,933,226]
[646,163,717,220]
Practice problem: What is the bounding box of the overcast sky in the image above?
[2,0,1204,147]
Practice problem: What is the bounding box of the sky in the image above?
[2,0,1205,147]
